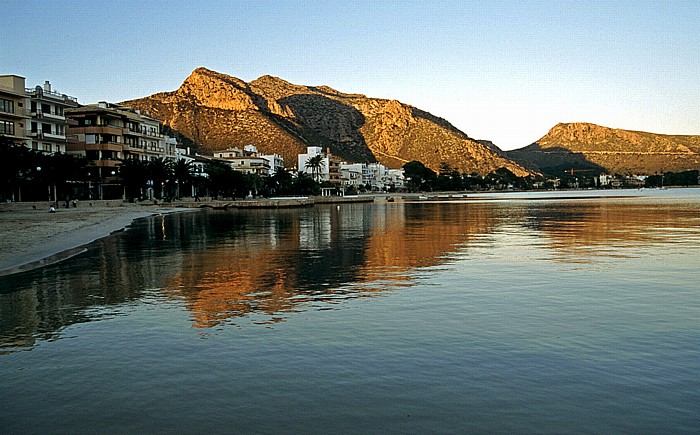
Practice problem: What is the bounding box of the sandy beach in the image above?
[0,202,188,277]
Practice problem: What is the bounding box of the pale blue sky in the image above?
[3,0,699,150]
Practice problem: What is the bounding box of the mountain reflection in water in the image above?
[1,195,699,351]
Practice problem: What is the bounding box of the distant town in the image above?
[1,74,698,204]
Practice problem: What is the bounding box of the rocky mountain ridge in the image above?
[123,67,530,176]
[506,122,700,175]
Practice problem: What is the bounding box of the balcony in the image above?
[27,131,67,141]
[91,160,120,168]
[43,132,66,140]
[85,142,124,152]
[69,126,123,136]
[43,112,65,121]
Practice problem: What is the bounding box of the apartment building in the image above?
[214,145,274,176]
[297,146,341,182]
[26,81,79,153]
[0,75,80,153]
[261,152,285,176]
[339,162,404,191]
[65,102,173,198]
[0,75,30,146]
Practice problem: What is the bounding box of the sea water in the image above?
[1,189,699,433]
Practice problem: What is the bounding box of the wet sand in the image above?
[0,203,187,277]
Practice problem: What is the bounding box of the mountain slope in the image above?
[506,122,700,175]
[123,67,530,176]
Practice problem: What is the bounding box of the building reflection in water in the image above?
[1,197,699,350]
[166,203,497,328]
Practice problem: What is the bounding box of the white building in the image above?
[297,146,330,181]
[214,145,272,176]
[340,163,364,187]
[0,75,79,153]
[261,153,284,175]
[386,169,405,190]
[339,162,404,191]
[26,81,79,153]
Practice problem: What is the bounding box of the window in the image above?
[43,143,51,152]
[0,120,14,135]
[32,141,38,150]
[0,98,14,114]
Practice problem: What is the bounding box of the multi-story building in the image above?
[26,81,79,153]
[385,168,405,190]
[340,163,364,187]
[298,146,337,182]
[66,102,173,199]
[1,75,79,153]
[0,75,30,147]
[339,162,404,191]
[214,145,273,176]
[261,152,285,176]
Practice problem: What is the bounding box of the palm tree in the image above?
[119,158,149,200]
[172,159,195,198]
[305,154,325,183]
[148,157,173,199]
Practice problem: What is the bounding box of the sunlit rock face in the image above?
[123,67,530,176]
[506,122,700,175]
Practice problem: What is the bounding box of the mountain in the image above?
[122,67,530,176]
[506,122,700,175]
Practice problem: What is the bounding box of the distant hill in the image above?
[506,122,700,175]
[122,67,530,176]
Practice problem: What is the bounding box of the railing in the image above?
[25,87,78,102]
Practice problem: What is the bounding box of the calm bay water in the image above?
[1,189,699,433]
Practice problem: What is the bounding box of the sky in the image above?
[3,0,699,150]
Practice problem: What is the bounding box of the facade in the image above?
[214,145,273,176]
[261,152,284,176]
[340,163,364,187]
[0,75,79,153]
[65,102,173,199]
[385,169,405,190]
[297,146,331,182]
[0,75,30,146]
[339,162,404,191]
[26,81,79,153]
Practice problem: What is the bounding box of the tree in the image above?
[402,160,437,192]
[292,172,320,196]
[148,157,173,199]
[436,162,463,191]
[204,161,247,198]
[172,159,195,198]
[0,138,39,201]
[264,168,294,196]
[305,154,325,182]
[119,158,149,200]
[204,161,233,198]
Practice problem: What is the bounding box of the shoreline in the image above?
[0,204,191,278]
[1,188,694,277]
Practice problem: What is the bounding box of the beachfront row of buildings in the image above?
[1,74,404,199]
